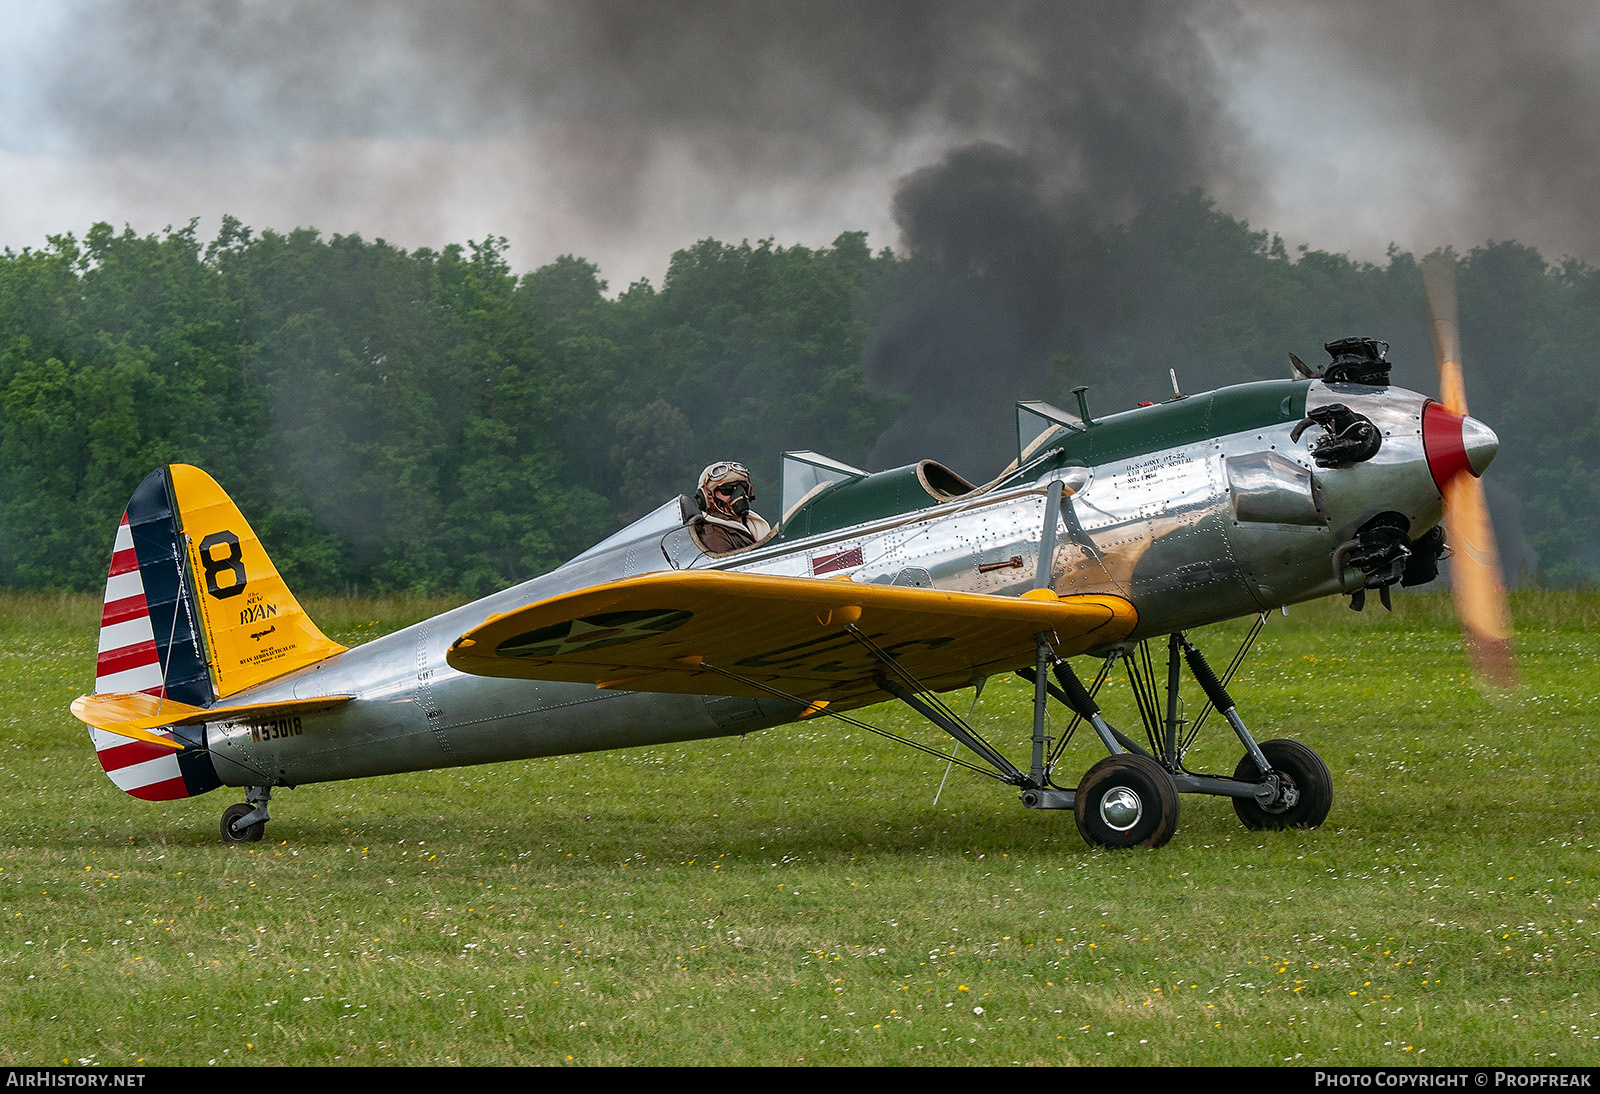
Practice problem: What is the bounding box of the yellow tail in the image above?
[167,464,345,697]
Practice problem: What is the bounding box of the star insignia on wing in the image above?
[496,609,693,659]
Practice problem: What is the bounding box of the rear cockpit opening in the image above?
[917,460,977,500]
[770,454,979,545]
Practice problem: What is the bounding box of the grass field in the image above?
[2,590,1598,1066]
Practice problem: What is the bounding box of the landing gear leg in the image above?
[1179,636,1274,778]
[220,786,271,843]
[1178,636,1332,831]
[1031,618,1332,845]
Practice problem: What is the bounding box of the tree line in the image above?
[2,193,1594,593]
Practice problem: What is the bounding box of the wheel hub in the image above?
[1257,771,1301,814]
[1099,787,1143,832]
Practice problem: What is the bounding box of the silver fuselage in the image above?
[203,381,1451,789]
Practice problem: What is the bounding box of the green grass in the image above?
[3,591,1599,1065]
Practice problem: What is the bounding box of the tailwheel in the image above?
[1232,739,1332,830]
[1074,753,1180,849]
[220,802,265,843]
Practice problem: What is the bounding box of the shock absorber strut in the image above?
[1180,637,1273,778]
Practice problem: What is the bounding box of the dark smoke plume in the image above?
[41,1,1600,262]
[39,2,1600,479]
[42,2,1253,226]
[861,4,1257,471]
[41,1,1259,473]
[863,145,1075,472]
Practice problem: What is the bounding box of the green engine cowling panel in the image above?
[1006,380,1312,484]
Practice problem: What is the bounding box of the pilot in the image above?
[693,461,771,555]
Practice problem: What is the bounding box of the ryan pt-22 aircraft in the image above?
[71,259,1514,849]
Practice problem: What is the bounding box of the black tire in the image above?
[220,802,265,843]
[1232,739,1333,830]
[1074,753,1181,849]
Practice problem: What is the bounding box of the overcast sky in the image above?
[2,1,1595,288]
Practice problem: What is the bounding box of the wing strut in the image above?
[690,659,1011,783]
[874,677,1027,785]
[841,623,1035,787]
[688,617,1073,789]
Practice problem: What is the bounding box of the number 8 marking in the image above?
[199,531,247,599]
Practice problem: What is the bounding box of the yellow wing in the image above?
[446,571,1136,706]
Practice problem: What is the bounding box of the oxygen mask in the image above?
[717,481,752,518]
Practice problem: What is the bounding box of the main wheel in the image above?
[1074,753,1181,849]
[220,802,265,843]
[1232,739,1332,830]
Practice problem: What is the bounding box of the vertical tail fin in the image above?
[164,464,345,697]
[86,464,345,800]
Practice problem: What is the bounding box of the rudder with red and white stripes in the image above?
[88,468,222,802]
